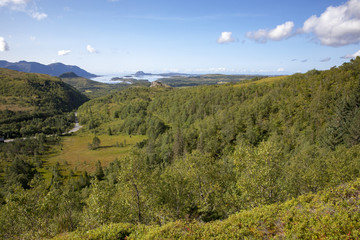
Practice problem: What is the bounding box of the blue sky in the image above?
[1,0,360,75]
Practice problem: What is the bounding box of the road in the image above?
[67,112,83,133]
[3,112,82,143]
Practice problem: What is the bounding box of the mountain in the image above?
[0,60,97,78]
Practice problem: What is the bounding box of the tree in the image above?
[88,136,101,150]
[94,160,105,180]
[92,136,101,149]
[5,157,37,189]
[233,140,284,208]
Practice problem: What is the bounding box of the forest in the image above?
[0,68,88,138]
[1,58,360,239]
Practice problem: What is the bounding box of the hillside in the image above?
[0,68,88,138]
[158,74,264,87]
[76,56,360,221]
[0,60,97,78]
[53,177,360,239]
[1,58,360,239]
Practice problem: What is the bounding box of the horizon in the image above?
[1,0,360,75]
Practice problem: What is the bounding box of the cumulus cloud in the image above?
[320,57,331,62]
[0,37,9,52]
[0,0,47,20]
[342,49,360,59]
[277,68,285,72]
[302,0,360,46]
[0,0,29,10]
[86,44,98,53]
[246,21,294,43]
[58,50,71,56]
[217,32,236,44]
[31,11,47,20]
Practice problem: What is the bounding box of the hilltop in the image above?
[0,60,97,79]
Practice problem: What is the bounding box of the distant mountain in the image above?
[134,71,152,77]
[0,60,97,78]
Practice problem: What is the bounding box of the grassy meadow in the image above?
[46,133,146,174]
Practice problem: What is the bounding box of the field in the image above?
[234,75,288,88]
[46,133,146,174]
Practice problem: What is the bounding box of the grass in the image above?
[46,133,146,174]
[234,75,288,88]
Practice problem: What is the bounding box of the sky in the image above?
[0,0,360,75]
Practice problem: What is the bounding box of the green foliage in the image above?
[0,68,88,138]
[233,140,284,208]
[158,74,261,87]
[54,178,360,239]
[5,157,37,189]
[94,160,104,180]
[90,136,101,150]
[4,58,360,239]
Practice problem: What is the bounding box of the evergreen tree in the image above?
[95,160,105,181]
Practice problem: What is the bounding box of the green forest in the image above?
[1,58,360,239]
[0,69,88,138]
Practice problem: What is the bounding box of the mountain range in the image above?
[0,60,97,78]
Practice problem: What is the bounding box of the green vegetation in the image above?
[158,74,265,87]
[47,133,146,173]
[1,58,360,239]
[0,68,88,138]
[53,177,360,239]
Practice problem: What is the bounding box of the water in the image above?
[91,74,167,84]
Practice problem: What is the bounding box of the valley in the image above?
[1,58,360,239]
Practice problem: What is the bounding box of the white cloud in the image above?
[31,11,47,20]
[217,32,235,44]
[0,37,9,52]
[342,49,360,59]
[86,44,98,53]
[302,0,360,46]
[246,21,294,43]
[277,68,285,72]
[58,50,71,56]
[320,57,331,62]
[0,0,29,10]
[0,0,47,20]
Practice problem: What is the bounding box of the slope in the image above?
[0,68,89,138]
[53,177,360,239]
